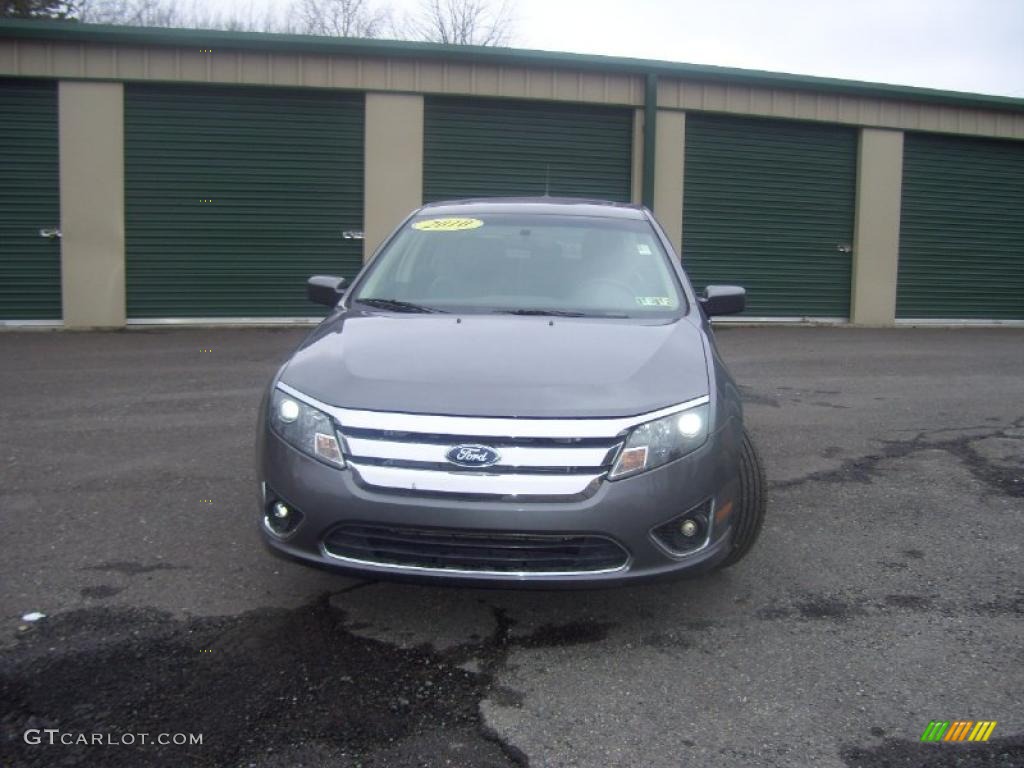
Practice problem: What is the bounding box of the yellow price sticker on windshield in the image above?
[412,217,484,232]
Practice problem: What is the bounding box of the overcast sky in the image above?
[228,0,1024,97]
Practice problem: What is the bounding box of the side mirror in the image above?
[700,285,746,316]
[307,275,347,307]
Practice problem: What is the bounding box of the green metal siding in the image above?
[682,114,857,317]
[125,85,364,318]
[897,133,1024,319]
[0,79,60,320]
[423,97,632,202]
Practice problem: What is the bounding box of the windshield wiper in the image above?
[498,309,629,318]
[498,308,587,317]
[357,298,446,314]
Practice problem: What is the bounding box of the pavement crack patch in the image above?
[840,734,1024,767]
[82,560,188,576]
[0,595,521,767]
[772,421,1024,497]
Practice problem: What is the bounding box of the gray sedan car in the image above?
[257,198,765,586]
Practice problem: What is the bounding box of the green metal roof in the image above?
[1,18,1022,114]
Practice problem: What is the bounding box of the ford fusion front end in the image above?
[257,198,765,586]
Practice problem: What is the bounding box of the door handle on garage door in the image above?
[836,243,852,254]
[342,230,364,240]
[39,227,62,239]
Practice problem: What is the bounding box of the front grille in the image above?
[323,524,629,574]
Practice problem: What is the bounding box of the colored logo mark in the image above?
[921,720,997,742]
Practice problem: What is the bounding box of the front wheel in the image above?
[719,429,766,568]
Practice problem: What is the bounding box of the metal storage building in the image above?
[0,19,1021,327]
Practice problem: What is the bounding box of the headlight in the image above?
[269,388,345,468]
[609,403,709,480]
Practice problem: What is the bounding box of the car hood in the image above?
[279,311,710,418]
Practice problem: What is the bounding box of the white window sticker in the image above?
[636,296,673,307]
[637,244,652,255]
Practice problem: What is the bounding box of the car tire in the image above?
[719,429,766,568]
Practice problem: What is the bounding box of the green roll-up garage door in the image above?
[0,79,60,320]
[424,97,632,202]
[897,133,1024,320]
[125,85,364,318]
[682,114,857,317]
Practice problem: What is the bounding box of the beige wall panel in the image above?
[146,49,177,79]
[328,57,359,88]
[1,39,1020,134]
[975,111,997,135]
[445,63,473,93]
[656,79,677,109]
[851,128,903,326]
[210,53,239,82]
[180,50,208,81]
[749,89,773,114]
[794,91,818,119]
[240,52,269,83]
[607,74,638,105]
[996,112,1018,137]
[859,98,882,126]
[702,84,728,111]
[553,70,581,101]
[652,109,686,256]
[918,104,942,131]
[360,58,388,89]
[17,41,49,75]
[84,46,117,78]
[527,68,555,99]
[414,60,444,92]
[725,84,751,113]
[678,81,695,109]
[270,53,300,86]
[472,64,499,93]
[631,109,644,204]
[363,93,423,261]
[772,89,797,118]
[301,55,330,87]
[59,81,126,328]
[115,47,145,78]
[0,40,15,71]
[51,45,81,76]
[816,95,840,122]
[579,73,607,103]
[389,60,418,91]
[838,96,860,123]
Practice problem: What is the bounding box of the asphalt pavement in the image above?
[0,325,1021,767]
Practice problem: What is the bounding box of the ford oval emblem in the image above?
[446,444,501,468]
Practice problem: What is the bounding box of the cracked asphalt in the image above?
[1,326,1022,767]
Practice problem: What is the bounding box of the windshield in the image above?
[353,213,685,317]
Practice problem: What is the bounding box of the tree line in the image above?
[0,0,515,46]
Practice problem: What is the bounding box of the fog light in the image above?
[651,500,712,556]
[265,498,303,537]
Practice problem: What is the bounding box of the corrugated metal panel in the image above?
[682,113,857,317]
[6,38,1024,139]
[0,78,60,320]
[423,97,633,202]
[897,133,1024,319]
[125,84,363,317]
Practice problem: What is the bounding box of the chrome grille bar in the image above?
[344,436,614,468]
[275,382,709,498]
[347,462,603,497]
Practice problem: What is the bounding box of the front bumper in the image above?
[257,422,743,587]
